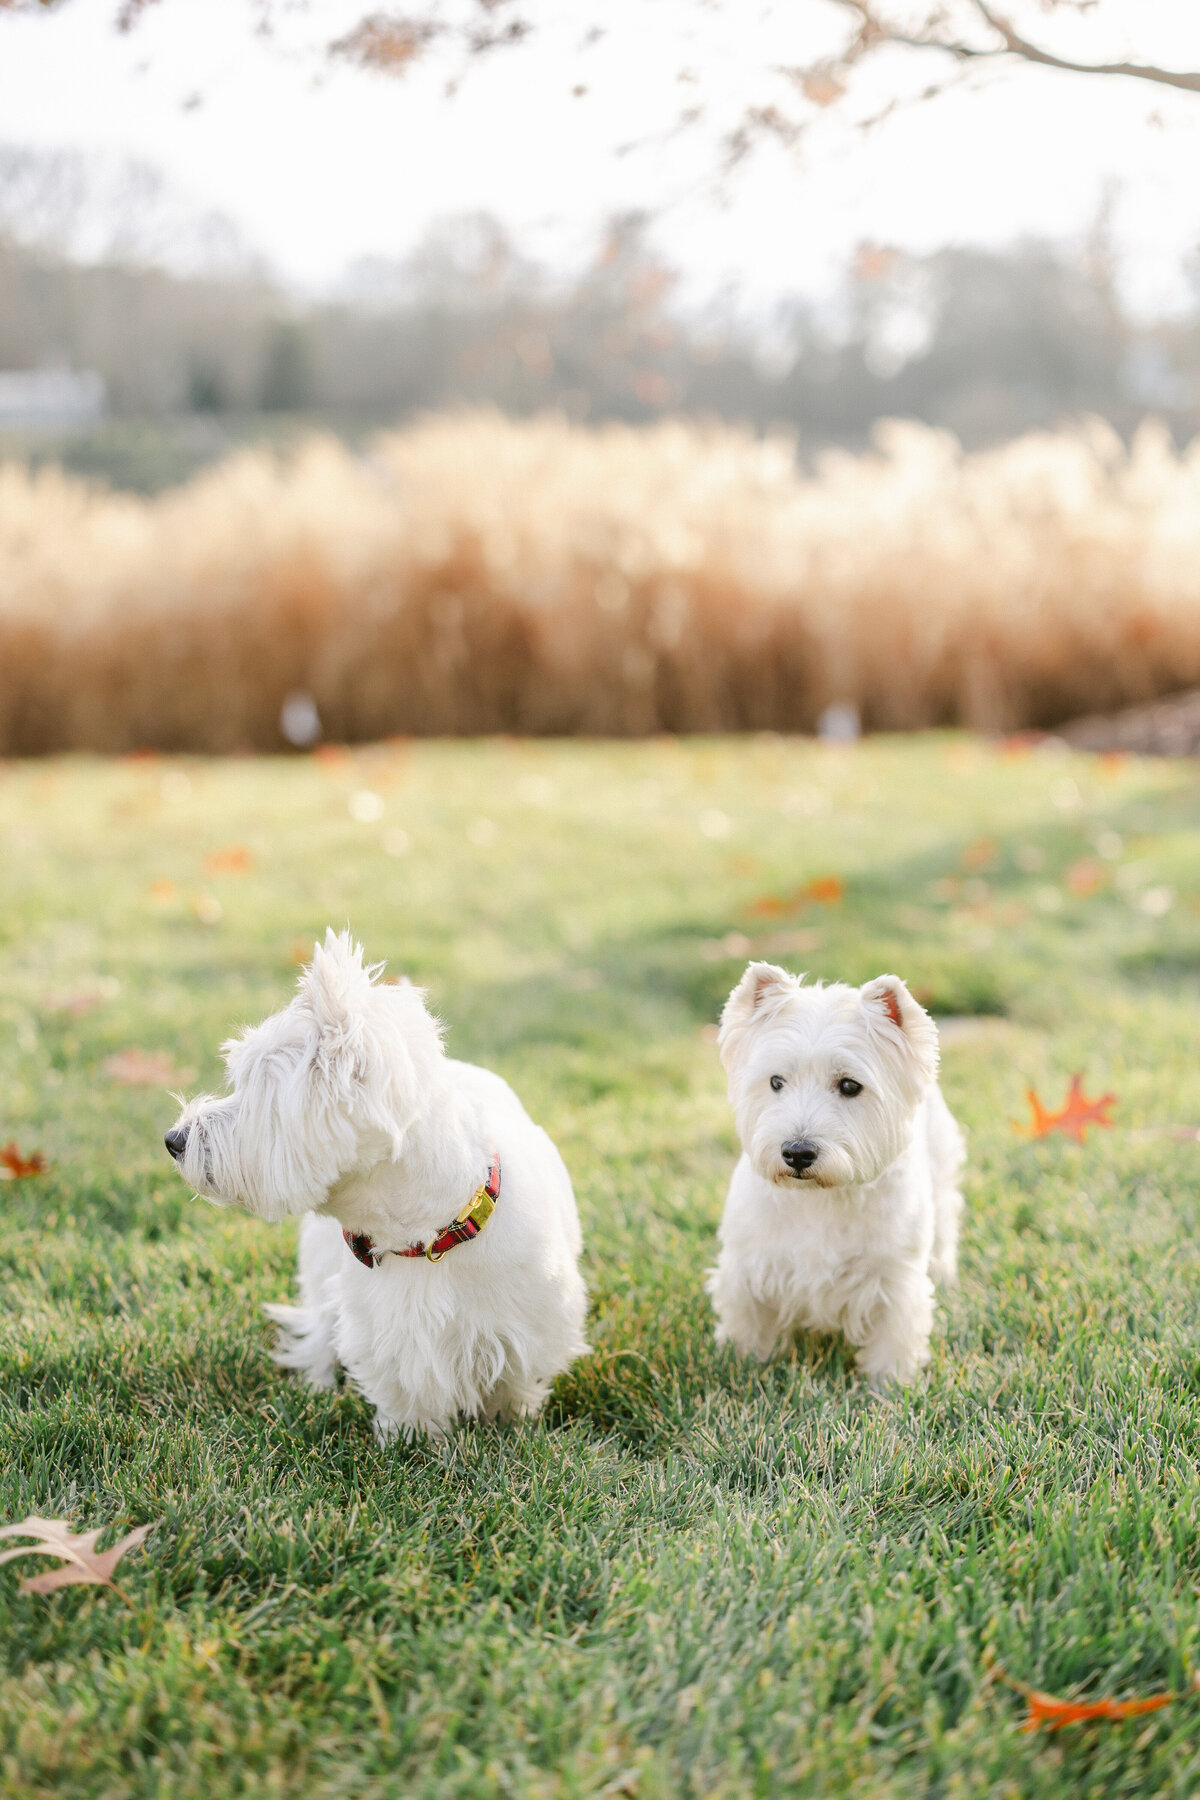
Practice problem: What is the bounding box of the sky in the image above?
[0,0,1198,316]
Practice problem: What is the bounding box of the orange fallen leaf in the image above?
[103,1049,195,1088]
[1019,1073,1117,1144]
[1022,1687,1174,1732]
[1066,858,1105,898]
[995,733,1036,757]
[747,875,844,918]
[806,875,844,904]
[203,845,253,875]
[0,1516,156,1602]
[0,1142,48,1178]
[962,838,997,872]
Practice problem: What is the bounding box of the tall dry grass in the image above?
[3,410,1200,753]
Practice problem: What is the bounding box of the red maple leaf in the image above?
[0,1142,48,1179]
[1019,1074,1117,1144]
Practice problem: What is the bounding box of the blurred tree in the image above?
[259,319,312,411]
[6,1,1196,102]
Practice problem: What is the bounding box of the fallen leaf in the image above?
[1066,858,1105,898]
[747,875,844,918]
[1019,1073,1117,1144]
[961,838,997,871]
[0,1516,156,1600]
[40,977,120,1017]
[0,1142,48,1179]
[203,846,253,875]
[104,1049,195,1088]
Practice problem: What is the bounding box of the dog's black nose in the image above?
[781,1139,818,1174]
[164,1125,189,1160]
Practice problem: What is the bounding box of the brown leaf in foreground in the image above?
[1022,1687,1175,1732]
[0,1142,48,1179]
[0,1516,156,1599]
[103,1049,195,1088]
[1018,1073,1117,1144]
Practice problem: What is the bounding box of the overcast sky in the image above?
[0,0,1198,315]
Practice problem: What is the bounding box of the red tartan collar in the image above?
[342,1154,501,1268]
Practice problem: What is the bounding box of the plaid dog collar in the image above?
[343,1154,501,1268]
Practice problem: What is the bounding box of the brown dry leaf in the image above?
[961,838,997,871]
[104,1049,195,1088]
[0,1516,156,1599]
[0,1141,49,1179]
[1022,1687,1175,1732]
[1018,1073,1117,1144]
[203,845,253,875]
[329,14,440,74]
[1066,858,1105,897]
[747,874,844,919]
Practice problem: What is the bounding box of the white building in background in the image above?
[0,368,107,429]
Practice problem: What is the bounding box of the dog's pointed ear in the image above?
[859,975,939,1083]
[302,929,374,1036]
[718,962,799,1072]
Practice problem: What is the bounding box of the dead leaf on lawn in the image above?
[748,875,845,919]
[1017,1073,1117,1144]
[203,845,253,875]
[996,1667,1185,1734]
[0,1142,49,1179]
[0,1516,156,1602]
[103,1049,195,1088]
[40,977,121,1017]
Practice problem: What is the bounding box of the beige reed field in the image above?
[3,409,1200,753]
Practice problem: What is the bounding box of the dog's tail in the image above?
[263,1302,339,1391]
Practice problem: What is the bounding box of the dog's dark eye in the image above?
[837,1077,863,1098]
[769,1075,785,1092]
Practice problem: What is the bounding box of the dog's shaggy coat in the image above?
[708,963,965,1384]
[167,931,588,1437]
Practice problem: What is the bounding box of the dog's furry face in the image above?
[166,930,443,1220]
[718,964,939,1189]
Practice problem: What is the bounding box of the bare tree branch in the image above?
[832,1,1200,95]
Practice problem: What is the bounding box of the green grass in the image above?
[4,734,1200,1798]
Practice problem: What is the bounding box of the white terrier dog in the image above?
[165,931,589,1438]
[708,964,965,1385]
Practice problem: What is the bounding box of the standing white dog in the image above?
[165,930,588,1438]
[708,963,965,1385]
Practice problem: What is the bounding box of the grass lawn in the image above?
[4,734,1200,1798]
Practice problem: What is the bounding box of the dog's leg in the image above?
[264,1213,343,1390]
[854,1271,935,1387]
[709,1265,784,1361]
[481,1377,551,1423]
